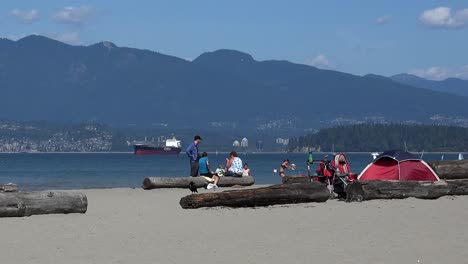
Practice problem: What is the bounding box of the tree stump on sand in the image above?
[428,159,468,180]
[180,182,329,209]
[282,175,311,184]
[0,191,88,217]
[142,176,255,190]
[345,180,468,202]
[0,183,18,192]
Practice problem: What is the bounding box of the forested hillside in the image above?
[2,35,468,129]
[288,124,468,152]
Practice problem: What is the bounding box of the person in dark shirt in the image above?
[186,135,202,176]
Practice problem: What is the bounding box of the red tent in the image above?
[358,150,440,181]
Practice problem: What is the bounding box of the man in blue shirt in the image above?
[186,135,202,176]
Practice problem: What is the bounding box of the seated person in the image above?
[198,152,219,187]
[242,163,251,177]
[224,151,243,177]
[215,164,225,176]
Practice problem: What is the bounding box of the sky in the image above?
[1,0,468,80]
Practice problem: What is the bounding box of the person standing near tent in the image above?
[186,135,202,176]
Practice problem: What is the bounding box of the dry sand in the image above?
[1,187,468,264]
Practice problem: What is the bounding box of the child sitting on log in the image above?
[242,163,251,177]
[215,164,225,176]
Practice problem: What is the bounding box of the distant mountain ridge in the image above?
[2,35,468,130]
[390,73,468,97]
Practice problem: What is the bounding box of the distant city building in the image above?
[256,141,263,151]
[232,140,240,147]
[276,138,289,145]
[240,137,248,148]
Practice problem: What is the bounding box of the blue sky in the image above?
[1,1,467,80]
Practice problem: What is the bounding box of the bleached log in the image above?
[428,159,468,180]
[0,183,18,192]
[345,180,468,202]
[142,176,254,190]
[0,191,87,217]
[281,175,311,184]
[180,182,329,209]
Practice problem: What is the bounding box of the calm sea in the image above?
[0,152,462,191]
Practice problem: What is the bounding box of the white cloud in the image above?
[53,5,96,25]
[409,65,468,80]
[419,6,468,28]
[309,54,334,69]
[11,9,40,23]
[48,32,81,45]
[376,15,392,25]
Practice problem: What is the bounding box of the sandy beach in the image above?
[1,187,468,264]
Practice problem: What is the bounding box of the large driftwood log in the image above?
[428,159,468,180]
[180,182,329,209]
[0,183,18,192]
[0,191,88,217]
[282,175,311,184]
[142,176,255,190]
[345,180,468,202]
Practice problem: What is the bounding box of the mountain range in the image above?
[1,35,468,132]
[390,73,468,98]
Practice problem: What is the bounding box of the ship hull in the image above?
[134,146,182,155]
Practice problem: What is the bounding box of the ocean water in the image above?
[0,152,462,191]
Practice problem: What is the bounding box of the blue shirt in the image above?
[198,157,209,174]
[185,142,198,162]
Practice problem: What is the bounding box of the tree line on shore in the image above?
[288,124,468,152]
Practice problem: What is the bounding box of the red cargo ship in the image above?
[133,136,182,155]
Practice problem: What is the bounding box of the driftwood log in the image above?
[0,183,18,192]
[282,175,311,184]
[0,191,88,217]
[180,182,329,209]
[428,159,468,180]
[142,176,255,190]
[345,180,468,202]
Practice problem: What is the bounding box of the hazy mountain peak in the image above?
[444,77,465,82]
[91,41,118,50]
[193,49,256,65]
[391,73,425,82]
[0,38,14,48]
[0,38,14,43]
[16,34,70,48]
[363,74,390,80]
[391,73,468,97]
